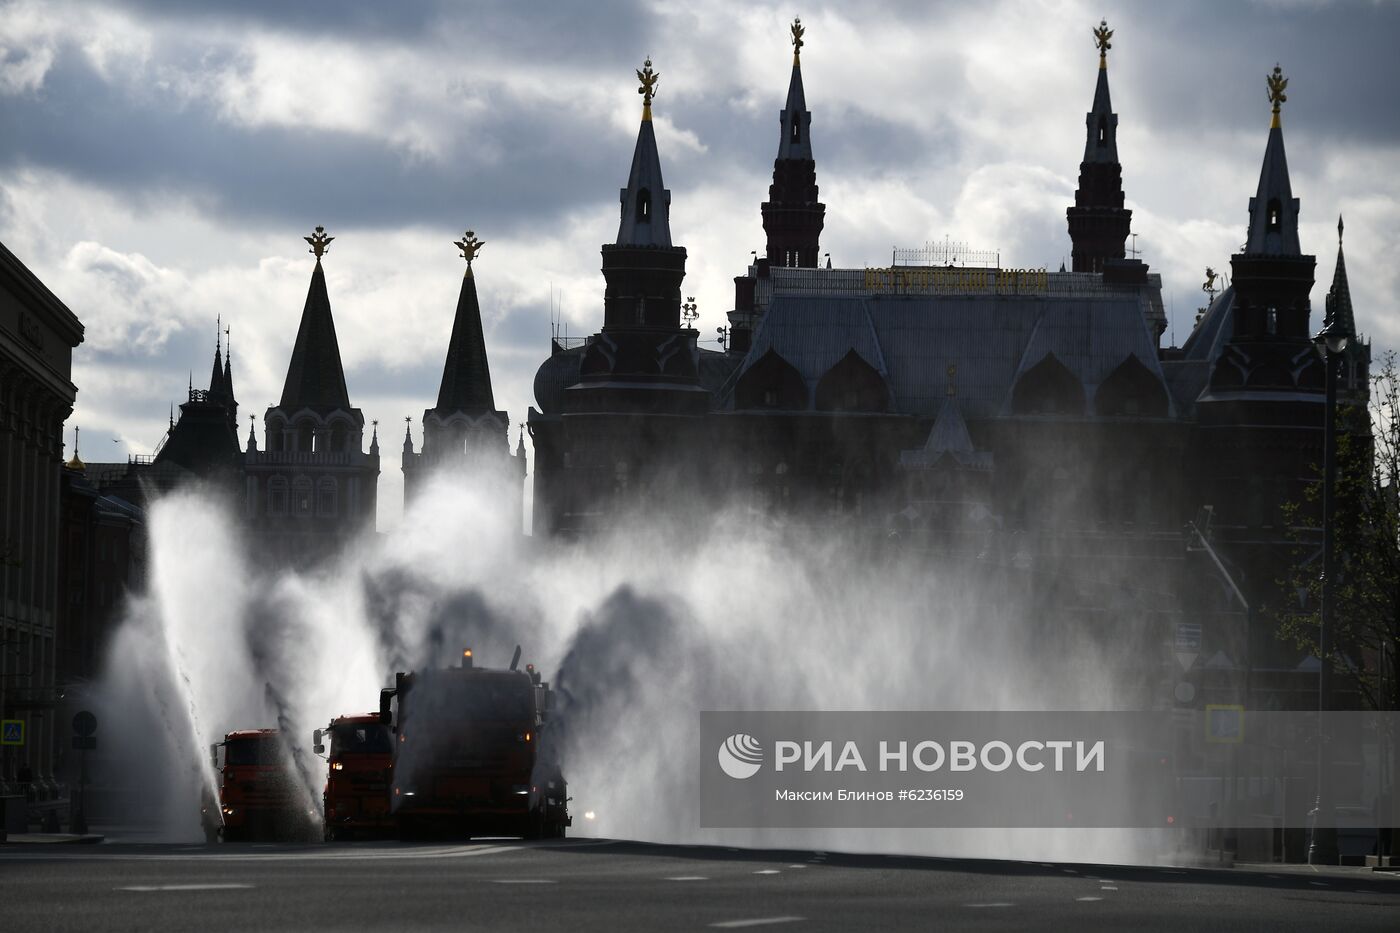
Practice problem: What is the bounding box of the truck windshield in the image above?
[331,723,392,755]
[224,738,282,767]
[408,676,534,722]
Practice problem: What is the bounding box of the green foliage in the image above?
[1277,350,1400,710]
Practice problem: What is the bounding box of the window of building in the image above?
[317,477,337,517]
[637,189,651,223]
[293,477,313,516]
[268,478,288,516]
[1097,119,1107,146]
[1266,307,1278,335]
[791,119,801,144]
[1266,198,1281,231]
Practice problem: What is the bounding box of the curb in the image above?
[1,833,105,845]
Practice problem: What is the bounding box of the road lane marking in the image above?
[753,869,782,875]
[964,902,1014,908]
[1100,886,1118,891]
[118,884,254,892]
[710,918,804,928]
[492,879,556,884]
[666,876,709,881]
[1076,897,1103,902]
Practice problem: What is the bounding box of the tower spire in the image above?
[1324,215,1355,338]
[208,315,226,397]
[617,59,672,247]
[1244,65,1301,256]
[1066,19,1131,273]
[434,231,498,416]
[279,226,352,411]
[763,19,824,268]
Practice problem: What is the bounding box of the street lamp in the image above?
[1307,315,1352,865]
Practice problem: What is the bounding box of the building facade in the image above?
[528,25,1371,709]
[0,239,84,799]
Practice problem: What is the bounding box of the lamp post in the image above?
[1307,317,1351,865]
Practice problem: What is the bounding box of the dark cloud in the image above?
[1124,2,1400,145]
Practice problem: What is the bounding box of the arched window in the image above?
[296,420,315,453]
[267,418,286,452]
[317,477,337,517]
[268,477,288,517]
[1266,198,1282,232]
[791,118,801,145]
[1266,307,1278,335]
[329,424,347,453]
[637,188,651,223]
[292,476,313,516]
[1097,118,1107,146]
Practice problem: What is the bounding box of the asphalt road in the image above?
[1,837,1397,932]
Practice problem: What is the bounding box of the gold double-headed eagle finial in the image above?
[454,230,485,274]
[305,225,333,260]
[637,58,659,121]
[791,16,805,65]
[1267,64,1288,128]
[1093,19,1113,68]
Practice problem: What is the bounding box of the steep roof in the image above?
[434,269,497,415]
[1324,219,1355,337]
[616,118,673,247]
[777,62,813,161]
[1244,125,1301,255]
[1082,64,1118,164]
[278,260,352,412]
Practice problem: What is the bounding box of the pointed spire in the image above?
[435,232,497,416]
[369,419,380,456]
[279,227,352,411]
[1324,215,1355,339]
[1244,65,1301,256]
[616,59,672,247]
[402,417,415,454]
[246,414,258,453]
[779,18,812,161]
[1066,19,1131,273]
[223,324,234,397]
[169,403,175,429]
[65,425,84,471]
[208,316,226,396]
[1083,20,1118,164]
[763,20,824,268]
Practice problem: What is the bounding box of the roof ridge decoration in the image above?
[305,225,334,261]
[1267,63,1287,129]
[791,16,804,66]
[455,230,485,278]
[1093,19,1112,69]
[638,57,658,122]
[1324,214,1355,339]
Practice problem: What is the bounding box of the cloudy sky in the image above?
[3,0,1397,530]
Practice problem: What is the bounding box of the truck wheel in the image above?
[523,806,545,840]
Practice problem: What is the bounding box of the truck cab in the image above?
[314,714,394,841]
[201,729,312,842]
[380,647,570,839]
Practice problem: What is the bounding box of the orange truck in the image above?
[313,714,394,841]
[201,729,313,842]
[379,646,570,839]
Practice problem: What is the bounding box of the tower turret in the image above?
[761,17,825,268]
[1066,20,1133,274]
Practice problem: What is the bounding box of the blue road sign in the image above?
[1,719,23,746]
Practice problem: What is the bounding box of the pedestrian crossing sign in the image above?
[0,719,23,746]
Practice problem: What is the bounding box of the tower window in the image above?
[1097,118,1107,146]
[1266,307,1278,335]
[317,477,337,518]
[791,119,801,144]
[637,188,651,223]
[268,477,288,517]
[1267,198,1281,231]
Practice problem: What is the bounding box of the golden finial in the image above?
[1267,64,1288,128]
[791,16,805,65]
[454,230,485,275]
[637,57,659,121]
[1093,19,1113,69]
[946,362,957,398]
[305,225,334,261]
